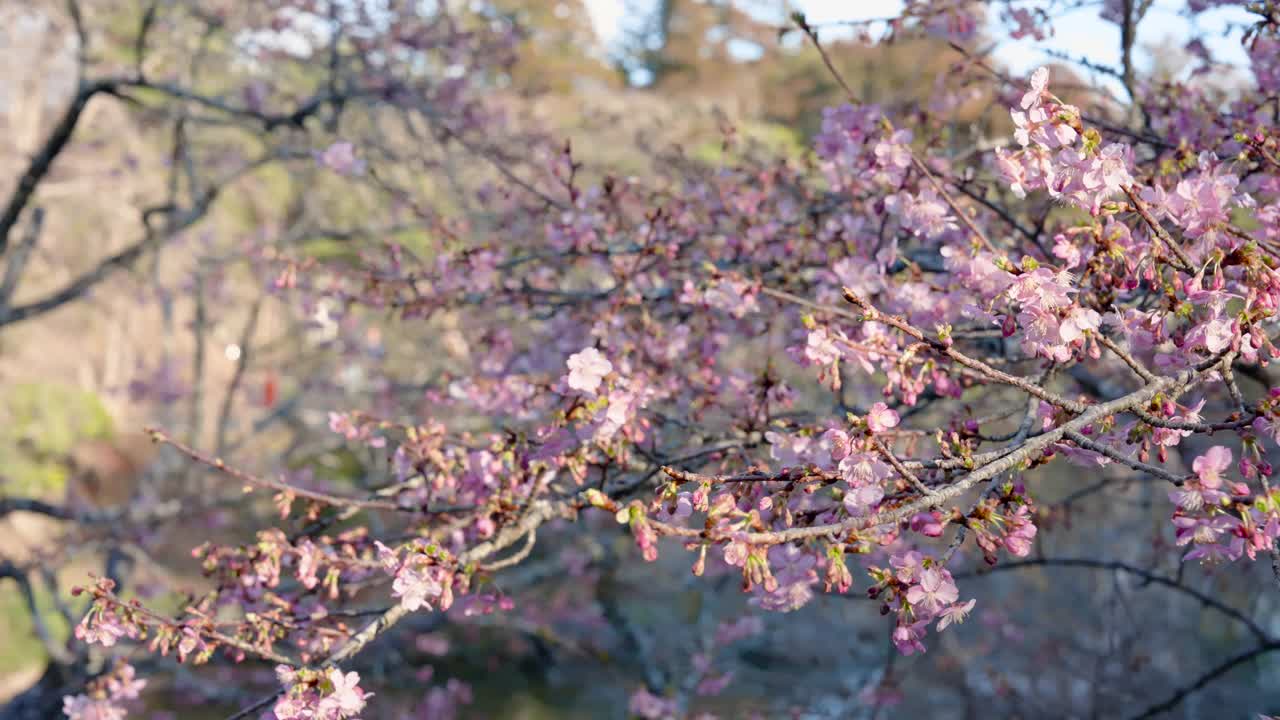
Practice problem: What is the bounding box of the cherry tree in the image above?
[3,1,1280,718]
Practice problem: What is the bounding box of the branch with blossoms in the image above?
[6,1,1280,719]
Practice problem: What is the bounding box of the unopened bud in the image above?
[584,488,614,510]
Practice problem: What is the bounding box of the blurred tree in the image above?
[491,0,618,93]
[614,0,775,93]
[611,1,1009,150]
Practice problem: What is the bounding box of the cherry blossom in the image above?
[316,141,366,176]
[565,347,613,395]
[906,568,960,615]
[865,402,901,433]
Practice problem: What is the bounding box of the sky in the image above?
[581,0,1254,91]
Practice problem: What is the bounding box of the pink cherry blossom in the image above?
[936,598,977,630]
[628,688,678,720]
[1193,446,1232,487]
[62,695,125,720]
[866,402,900,433]
[1059,307,1101,343]
[1021,66,1050,109]
[910,511,945,537]
[803,326,843,366]
[906,567,960,615]
[565,347,613,395]
[892,620,929,655]
[317,141,365,176]
[320,670,370,718]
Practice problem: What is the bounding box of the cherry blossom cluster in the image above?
[868,550,975,655]
[272,665,369,720]
[24,1,1280,717]
[374,540,462,613]
[1173,441,1280,564]
[62,662,147,720]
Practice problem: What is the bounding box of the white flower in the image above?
[565,347,612,394]
[1020,66,1049,110]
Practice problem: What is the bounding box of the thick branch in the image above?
[0,80,113,256]
[653,370,1190,546]
[0,155,272,328]
[0,208,44,311]
[0,497,75,521]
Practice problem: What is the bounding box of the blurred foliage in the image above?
[0,571,73,678]
[0,383,114,496]
[288,445,367,489]
[493,0,618,93]
[692,120,805,164]
[610,0,1008,143]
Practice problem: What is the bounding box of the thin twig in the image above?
[1128,641,1280,719]
[1063,431,1188,485]
[795,14,998,255]
[149,429,408,512]
[481,529,537,572]
[1096,334,1157,383]
[839,287,1087,412]
[871,437,935,497]
[955,557,1270,644]
[1123,186,1195,273]
[653,370,1191,547]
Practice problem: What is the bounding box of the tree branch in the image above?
[0,80,113,256]
[0,208,43,312]
[1129,640,1280,719]
[955,557,1270,644]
